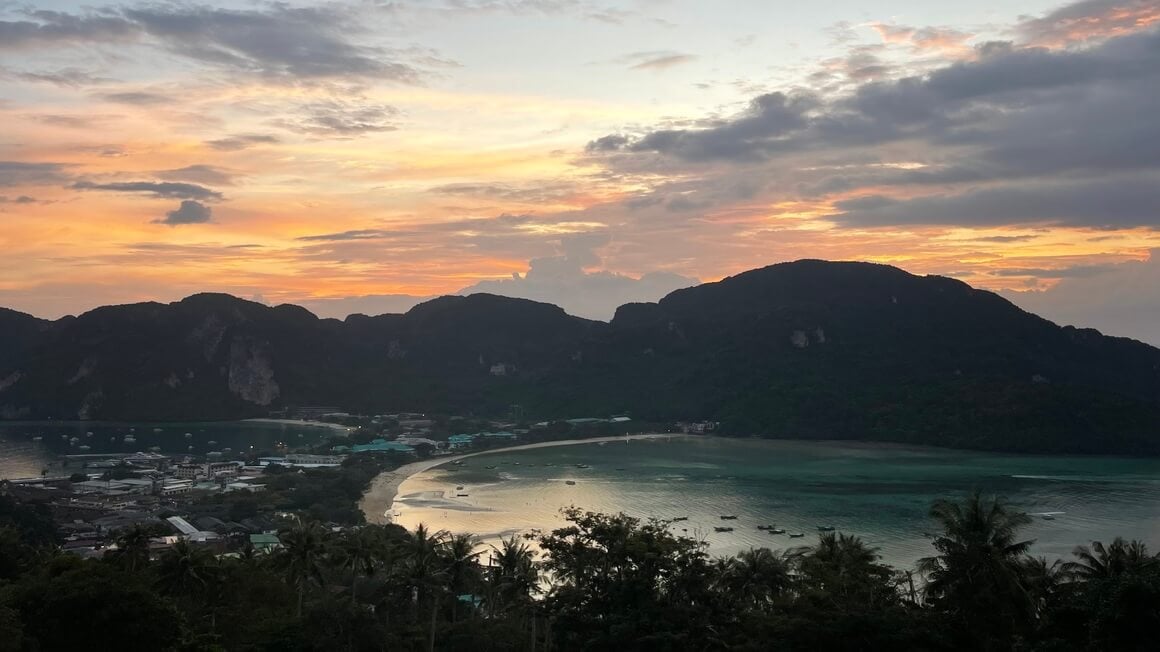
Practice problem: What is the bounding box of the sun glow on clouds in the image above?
[1,0,1160,341]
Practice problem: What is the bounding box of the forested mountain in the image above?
[3,260,1159,454]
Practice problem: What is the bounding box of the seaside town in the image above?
[1,411,711,559]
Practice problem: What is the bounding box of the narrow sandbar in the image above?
[359,433,685,524]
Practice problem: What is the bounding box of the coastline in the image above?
[242,418,353,433]
[359,433,686,525]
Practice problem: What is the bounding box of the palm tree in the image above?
[487,535,540,613]
[274,521,330,617]
[335,526,384,602]
[107,523,155,572]
[156,539,217,596]
[718,547,799,612]
[1065,537,1157,580]
[400,523,450,652]
[442,533,482,622]
[800,532,891,609]
[918,492,1035,648]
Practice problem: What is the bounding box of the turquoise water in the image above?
[393,437,1160,569]
[0,421,339,479]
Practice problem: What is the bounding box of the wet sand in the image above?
[359,433,683,524]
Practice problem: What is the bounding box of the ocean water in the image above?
[0,421,338,479]
[393,437,1160,569]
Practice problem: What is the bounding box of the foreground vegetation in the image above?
[1,492,1158,651]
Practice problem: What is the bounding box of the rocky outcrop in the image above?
[227,337,279,405]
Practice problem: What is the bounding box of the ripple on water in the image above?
[390,438,1160,569]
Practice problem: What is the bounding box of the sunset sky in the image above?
[3,0,1160,343]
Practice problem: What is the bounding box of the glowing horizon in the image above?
[3,0,1160,342]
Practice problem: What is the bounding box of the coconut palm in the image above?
[107,523,156,572]
[487,535,540,613]
[800,532,893,610]
[335,525,385,602]
[274,521,330,617]
[441,533,482,621]
[918,492,1035,648]
[400,523,450,652]
[156,539,217,596]
[718,547,800,612]
[1065,537,1157,580]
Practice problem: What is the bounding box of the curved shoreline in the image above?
[359,433,686,524]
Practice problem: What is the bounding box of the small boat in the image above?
[456,485,464,490]
[78,445,91,451]
[757,524,777,531]
[789,532,805,538]
[720,515,738,520]
[153,428,163,433]
[456,493,469,497]
[1042,515,1055,521]
[770,528,786,535]
[576,464,590,469]
[817,526,835,532]
[31,436,42,441]
[513,462,520,466]
[207,440,216,445]
[485,465,496,469]
[184,432,193,438]
[714,526,734,533]
[565,480,576,486]
[672,516,688,522]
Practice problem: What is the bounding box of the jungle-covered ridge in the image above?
[3,260,1160,455]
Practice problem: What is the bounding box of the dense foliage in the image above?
[3,261,1160,454]
[2,492,1158,650]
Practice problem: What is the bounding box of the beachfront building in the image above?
[397,436,440,448]
[482,431,518,441]
[284,453,346,467]
[448,434,477,449]
[350,439,416,455]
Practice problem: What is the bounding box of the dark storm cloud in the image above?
[0,161,70,186]
[152,200,212,226]
[205,134,281,151]
[1,5,423,83]
[827,176,1160,229]
[72,180,223,201]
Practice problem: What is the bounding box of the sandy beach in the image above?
[359,433,683,524]
[242,418,353,433]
